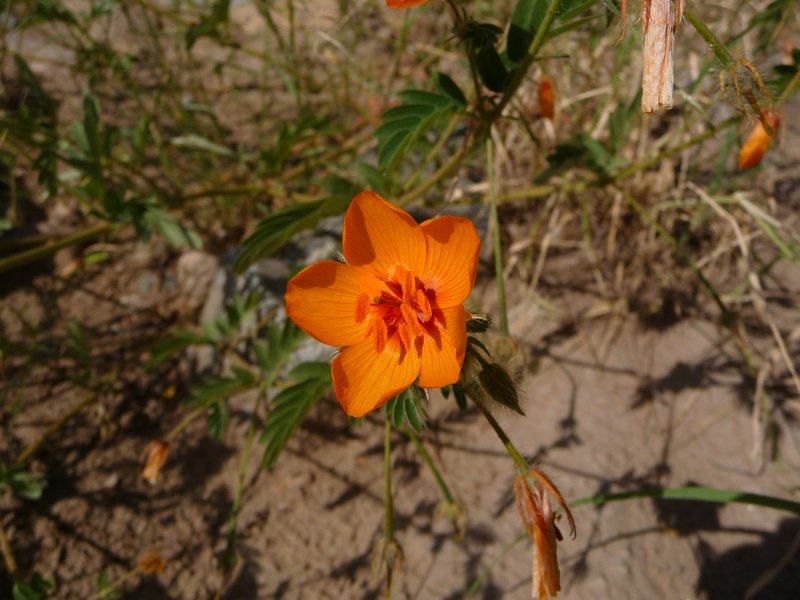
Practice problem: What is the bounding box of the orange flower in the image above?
[515,469,576,600]
[386,0,431,7]
[285,192,480,417]
[739,111,780,170]
[538,77,555,120]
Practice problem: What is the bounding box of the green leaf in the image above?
[207,399,230,441]
[234,195,349,273]
[254,320,307,383]
[608,90,641,153]
[185,0,231,49]
[435,72,468,107]
[1,464,47,500]
[261,363,331,468]
[378,129,414,169]
[355,161,388,196]
[572,486,800,515]
[375,116,425,141]
[375,89,462,171]
[452,382,468,411]
[66,318,91,369]
[476,45,508,93]
[143,205,203,248]
[13,573,53,600]
[381,104,436,122]
[398,89,456,109]
[170,134,233,157]
[386,386,428,433]
[508,0,547,62]
[558,0,597,21]
[187,370,257,410]
[147,329,210,368]
[82,93,101,159]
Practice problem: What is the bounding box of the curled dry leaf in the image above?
[142,440,170,484]
[514,468,576,600]
[138,549,166,574]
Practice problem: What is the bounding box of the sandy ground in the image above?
[3,238,799,599]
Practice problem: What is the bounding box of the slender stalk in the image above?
[384,414,395,542]
[398,144,470,206]
[383,412,395,599]
[164,406,210,444]
[683,5,736,69]
[407,430,454,504]
[571,486,800,514]
[86,567,142,600]
[475,401,529,477]
[222,393,262,571]
[486,138,508,337]
[0,522,18,581]
[0,223,114,275]
[684,5,773,134]
[14,392,97,467]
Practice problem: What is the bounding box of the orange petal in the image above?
[285,261,381,347]
[418,306,468,388]
[343,192,426,278]
[332,336,420,417]
[420,216,481,308]
[386,0,430,7]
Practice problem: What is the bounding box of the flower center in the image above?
[356,265,437,353]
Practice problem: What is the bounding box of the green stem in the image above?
[571,486,800,515]
[222,393,262,571]
[86,567,142,600]
[486,138,508,337]
[0,223,114,275]
[493,0,564,119]
[383,412,395,599]
[683,5,736,69]
[684,5,773,133]
[0,522,18,581]
[14,391,97,467]
[384,414,394,541]
[407,430,454,504]
[476,401,529,476]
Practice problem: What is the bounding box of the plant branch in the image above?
[407,429,454,504]
[487,137,508,336]
[0,522,18,581]
[475,401,529,477]
[0,223,114,275]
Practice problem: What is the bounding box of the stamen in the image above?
[373,318,387,353]
[398,322,412,352]
[355,293,370,323]
[400,303,423,336]
[414,289,432,321]
[403,268,415,304]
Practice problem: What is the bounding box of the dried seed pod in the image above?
[641,0,684,113]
